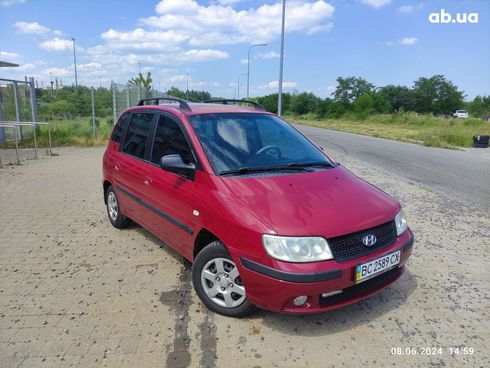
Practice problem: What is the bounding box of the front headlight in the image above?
[395,209,408,236]
[262,235,333,262]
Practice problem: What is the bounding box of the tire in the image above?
[105,185,129,228]
[192,241,256,317]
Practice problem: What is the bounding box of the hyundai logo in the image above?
[362,234,377,247]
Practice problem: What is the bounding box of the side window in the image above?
[151,115,194,164]
[111,112,130,143]
[122,113,154,159]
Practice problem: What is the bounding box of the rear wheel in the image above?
[192,241,256,317]
[105,185,129,228]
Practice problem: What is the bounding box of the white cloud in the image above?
[14,21,63,37]
[141,0,335,47]
[0,51,21,62]
[260,80,298,90]
[39,37,72,51]
[240,59,249,64]
[257,51,280,59]
[401,37,418,45]
[215,0,246,5]
[101,28,189,52]
[385,37,418,47]
[14,21,50,35]
[170,74,189,83]
[398,3,423,14]
[360,0,392,9]
[43,66,72,78]
[17,63,36,71]
[0,0,25,7]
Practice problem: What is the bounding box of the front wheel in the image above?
[192,241,256,317]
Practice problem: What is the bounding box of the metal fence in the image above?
[0,75,165,166]
[111,82,165,123]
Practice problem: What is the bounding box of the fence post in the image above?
[112,81,117,125]
[91,87,96,137]
[0,92,4,144]
[126,84,130,108]
[29,77,38,123]
[13,81,23,139]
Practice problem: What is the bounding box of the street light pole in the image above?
[278,0,286,117]
[201,80,204,102]
[247,43,268,99]
[71,37,78,87]
[186,73,189,100]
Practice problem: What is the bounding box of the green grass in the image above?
[1,117,114,148]
[288,113,490,149]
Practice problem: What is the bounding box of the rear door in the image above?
[138,113,198,255]
[113,111,156,222]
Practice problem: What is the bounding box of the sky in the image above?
[0,0,488,99]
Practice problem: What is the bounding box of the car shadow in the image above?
[252,268,418,336]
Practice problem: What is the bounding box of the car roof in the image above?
[124,97,271,117]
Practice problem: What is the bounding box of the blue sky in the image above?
[0,0,488,99]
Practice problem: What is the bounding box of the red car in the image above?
[103,97,414,317]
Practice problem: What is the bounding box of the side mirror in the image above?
[160,154,196,178]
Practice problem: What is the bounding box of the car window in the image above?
[121,112,154,159]
[111,112,130,143]
[150,115,194,165]
[188,113,331,174]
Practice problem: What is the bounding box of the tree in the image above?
[412,75,464,115]
[466,95,490,117]
[378,85,414,112]
[128,72,153,98]
[289,92,320,115]
[353,94,375,119]
[256,93,291,114]
[333,76,375,106]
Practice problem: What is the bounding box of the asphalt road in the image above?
[296,124,490,210]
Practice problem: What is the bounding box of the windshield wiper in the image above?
[219,165,309,176]
[286,161,336,168]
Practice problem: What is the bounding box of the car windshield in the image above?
[187,113,333,175]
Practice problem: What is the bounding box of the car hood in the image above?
[221,166,400,238]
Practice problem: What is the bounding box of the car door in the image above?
[113,111,156,223]
[139,112,197,255]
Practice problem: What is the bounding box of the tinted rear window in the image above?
[111,112,131,143]
[122,113,154,159]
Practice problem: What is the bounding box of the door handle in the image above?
[114,164,120,171]
[144,177,152,186]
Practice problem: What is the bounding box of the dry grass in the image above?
[288,113,490,149]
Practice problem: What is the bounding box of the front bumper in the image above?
[238,230,414,313]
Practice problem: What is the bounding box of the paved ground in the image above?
[296,125,490,210]
[0,140,489,367]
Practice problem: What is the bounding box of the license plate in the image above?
[355,251,401,283]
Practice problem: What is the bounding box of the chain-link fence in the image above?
[112,82,165,123]
[0,75,167,166]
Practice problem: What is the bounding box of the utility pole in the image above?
[278,0,286,117]
[186,73,189,100]
[247,43,268,99]
[71,37,78,87]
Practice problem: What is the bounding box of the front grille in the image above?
[319,266,402,307]
[328,221,397,261]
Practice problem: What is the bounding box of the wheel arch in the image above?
[103,180,111,204]
[193,228,220,260]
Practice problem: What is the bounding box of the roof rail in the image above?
[137,96,191,111]
[206,99,265,111]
